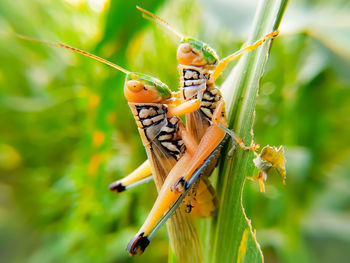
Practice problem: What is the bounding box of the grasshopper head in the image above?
[124,73,172,103]
[177,37,218,69]
[135,7,218,69]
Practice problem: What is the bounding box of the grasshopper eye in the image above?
[179,43,192,53]
[126,80,145,92]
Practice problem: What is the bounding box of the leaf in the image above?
[207,0,289,262]
[252,145,286,192]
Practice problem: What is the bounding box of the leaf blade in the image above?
[209,1,289,262]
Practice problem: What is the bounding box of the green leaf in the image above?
[207,0,288,262]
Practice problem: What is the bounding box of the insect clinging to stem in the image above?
[125,6,279,255]
[17,34,208,262]
[17,2,282,257]
[136,5,279,193]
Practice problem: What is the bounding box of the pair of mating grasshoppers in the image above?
[18,5,281,261]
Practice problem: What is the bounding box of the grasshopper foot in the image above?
[171,177,187,193]
[127,232,150,256]
[227,144,236,158]
[109,181,126,193]
[185,203,194,213]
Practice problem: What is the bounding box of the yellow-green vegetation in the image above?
[0,0,349,263]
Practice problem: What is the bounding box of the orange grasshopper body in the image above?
[19,4,280,258]
[136,6,279,192]
[17,34,208,262]
[118,73,225,261]
[117,72,221,260]
[126,7,279,255]
[122,74,205,261]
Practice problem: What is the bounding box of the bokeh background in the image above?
[0,0,349,262]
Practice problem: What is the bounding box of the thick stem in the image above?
[208,1,289,263]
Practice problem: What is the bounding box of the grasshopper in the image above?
[17,35,210,261]
[137,6,279,192]
[118,72,205,260]
[126,7,279,254]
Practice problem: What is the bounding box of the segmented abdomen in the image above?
[156,117,184,161]
[129,103,185,161]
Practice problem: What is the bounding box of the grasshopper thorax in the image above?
[177,37,218,69]
[124,73,172,103]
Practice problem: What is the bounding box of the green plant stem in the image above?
[209,1,288,262]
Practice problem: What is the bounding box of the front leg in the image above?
[213,30,279,80]
[218,124,260,152]
[167,98,201,117]
[213,100,259,152]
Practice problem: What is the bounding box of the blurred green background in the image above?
[0,0,349,262]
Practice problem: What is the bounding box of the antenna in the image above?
[17,34,134,77]
[136,6,184,39]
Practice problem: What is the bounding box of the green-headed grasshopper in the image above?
[137,6,279,192]
[17,35,209,262]
[125,7,279,255]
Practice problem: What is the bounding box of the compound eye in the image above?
[126,80,144,92]
[179,43,192,53]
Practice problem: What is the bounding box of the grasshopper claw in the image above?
[171,177,187,193]
[127,232,150,256]
[109,181,126,193]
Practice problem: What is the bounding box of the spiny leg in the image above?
[127,138,227,255]
[171,99,259,192]
[218,124,260,153]
[212,100,259,154]
[213,30,279,80]
[109,160,152,193]
[127,153,193,255]
[172,100,228,193]
[171,125,226,193]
